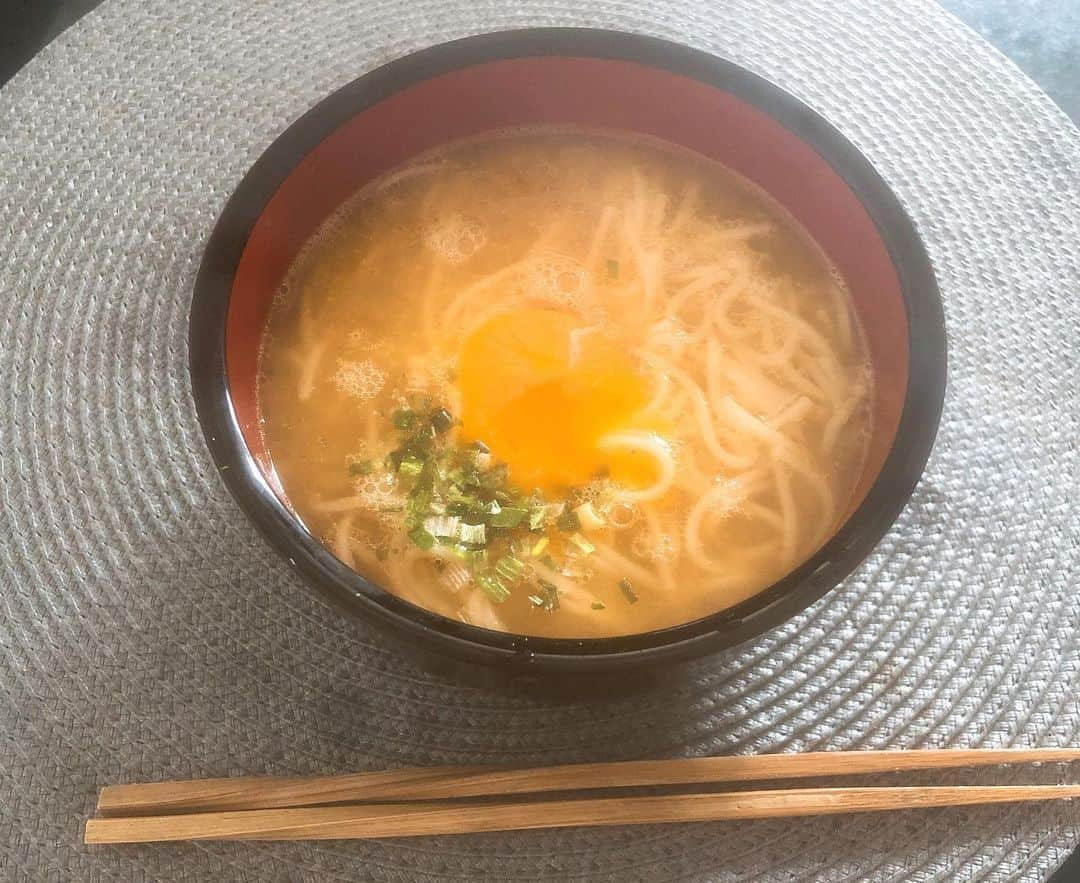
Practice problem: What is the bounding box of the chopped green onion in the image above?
[384,402,638,591]
[423,515,461,540]
[568,533,596,555]
[619,577,638,604]
[490,507,527,529]
[446,483,475,505]
[445,501,472,520]
[450,464,481,489]
[606,257,619,279]
[494,555,524,583]
[529,579,559,611]
[430,408,454,433]
[458,523,486,546]
[408,526,435,551]
[476,571,510,603]
[406,483,434,527]
[398,454,424,477]
[348,459,374,476]
[403,423,436,453]
[448,545,487,567]
[555,507,581,533]
[591,601,606,610]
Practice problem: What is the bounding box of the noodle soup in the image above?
[258,130,873,638]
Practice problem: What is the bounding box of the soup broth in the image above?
[258,130,873,638]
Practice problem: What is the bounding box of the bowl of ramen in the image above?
[190,28,945,675]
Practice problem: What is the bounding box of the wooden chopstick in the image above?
[97,748,1080,817]
[84,784,1080,843]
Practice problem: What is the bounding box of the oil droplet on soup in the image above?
[258,129,874,638]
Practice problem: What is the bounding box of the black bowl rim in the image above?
[190,27,946,673]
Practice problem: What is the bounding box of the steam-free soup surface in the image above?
[259,130,872,638]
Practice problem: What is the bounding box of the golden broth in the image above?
[258,130,873,638]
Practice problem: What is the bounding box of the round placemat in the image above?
[1,0,1078,880]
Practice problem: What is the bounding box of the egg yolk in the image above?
[457,308,663,492]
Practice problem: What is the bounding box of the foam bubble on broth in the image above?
[257,129,874,639]
[424,212,488,264]
[332,359,386,401]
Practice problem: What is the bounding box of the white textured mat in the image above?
[1,0,1078,880]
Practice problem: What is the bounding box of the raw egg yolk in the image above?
[457,308,663,492]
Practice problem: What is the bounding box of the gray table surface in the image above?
[3,1,1079,125]
[1,1,1077,880]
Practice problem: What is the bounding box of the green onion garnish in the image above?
[568,533,595,555]
[430,408,454,433]
[348,459,374,476]
[476,571,510,603]
[408,526,435,551]
[555,507,580,533]
[494,555,524,583]
[490,507,527,529]
[397,454,424,477]
[619,577,638,604]
[448,545,487,567]
[606,257,619,279]
[591,601,606,610]
[406,482,434,527]
[528,579,559,611]
[450,464,481,489]
[458,523,486,546]
[423,515,461,540]
[381,402,634,592]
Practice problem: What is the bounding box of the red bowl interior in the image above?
[227,56,909,519]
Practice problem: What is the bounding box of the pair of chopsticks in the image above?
[84,748,1080,843]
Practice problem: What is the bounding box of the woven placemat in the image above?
[1,0,1078,879]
